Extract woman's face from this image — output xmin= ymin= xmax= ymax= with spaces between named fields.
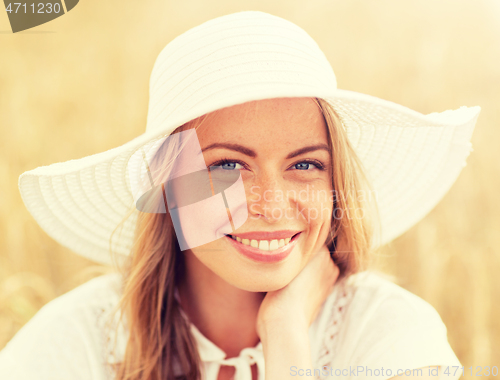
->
xmin=183 ymin=97 xmax=333 ymax=292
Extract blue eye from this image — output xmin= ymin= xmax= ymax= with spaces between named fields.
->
xmin=210 ymin=161 xmax=244 ymax=170
xmin=294 ymin=162 xmax=313 ymax=170
xmin=292 ymin=160 xmax=326 ymax=171
xmin=221 ymin=162 xmax=241 ymax=170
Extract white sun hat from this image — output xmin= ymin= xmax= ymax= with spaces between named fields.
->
xmin=18 ymin=10 xmax=480 ymax=267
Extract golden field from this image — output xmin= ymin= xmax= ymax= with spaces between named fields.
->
xmin=0 ymin=0 xmax=499 ymax=378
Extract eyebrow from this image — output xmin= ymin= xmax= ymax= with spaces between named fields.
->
xmin=201 ymin=143 xmax=330 ymax=159
xmin=286 ymin=144 xmax=330 ymax=159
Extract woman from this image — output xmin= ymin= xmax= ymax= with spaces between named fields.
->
xmin=0 ymin=10 xmax=479 ymax=380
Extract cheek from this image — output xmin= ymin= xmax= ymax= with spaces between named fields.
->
xmin=189 ymin=240 xmax=234 ymax=276
xmin=290 ymin=182 xmax=334 ymax=225
xmin=307 ymin=188 xmax=333 ymax=217
xmin=291 ymin=182 xmax=334 ymax=257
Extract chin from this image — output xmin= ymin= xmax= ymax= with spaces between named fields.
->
xmin=225 ymin=269 xmax=297 ymax=293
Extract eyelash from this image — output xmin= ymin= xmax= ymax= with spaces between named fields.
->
xmin=209 ymin=158 xmax=326 ymax=171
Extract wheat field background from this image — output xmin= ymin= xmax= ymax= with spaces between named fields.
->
xmin=0 ymin=0 xmax=499 ymax=378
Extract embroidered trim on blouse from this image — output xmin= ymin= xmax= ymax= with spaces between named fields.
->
xmin=314 ymin=276 xmax=357 ymax=380
xmin=92 ymin=279 xmax=127 ymax=380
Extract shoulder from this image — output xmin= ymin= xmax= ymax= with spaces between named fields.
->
xmin=312 ymin=269 xmax=446 ymax=344
xmin=343 ymin=270 xmax=444 ymax=328
xmin=14 ymin=271 xmax=124 ymax=338
xmin=0 ymin=272 xmax=124 ymax=380
xmin=312 ymin=270 xmax=462 ymax=380
xmin=44 ymin=271 xmax=123 ymax=316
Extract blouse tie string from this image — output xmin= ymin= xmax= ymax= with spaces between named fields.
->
xmin=212 ymin=345 xmax=265 ymax=380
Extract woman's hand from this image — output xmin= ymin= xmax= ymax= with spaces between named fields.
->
xmin=256 ymin=244 xmax=340 ymax=379
xmin=256 ymin=244 xmax=340 ymax=341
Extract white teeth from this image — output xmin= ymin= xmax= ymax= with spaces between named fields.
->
xmin=269 ymin=239 xmax=279 ymax=250
xmin=258 ymin=240 xmax=269 ymax=251
xmin=231 ymin=235 xmax=297 ymax=251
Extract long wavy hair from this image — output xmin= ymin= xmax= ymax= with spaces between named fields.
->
xmin=109 ymin=97 xmax=381 ymax=380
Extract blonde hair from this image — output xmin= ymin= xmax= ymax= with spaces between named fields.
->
xmin=109 ymin=97 xmax=380 ymax=380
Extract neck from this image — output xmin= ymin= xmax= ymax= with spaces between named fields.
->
xmin=177 ymin=250 xmax=266 ymax=358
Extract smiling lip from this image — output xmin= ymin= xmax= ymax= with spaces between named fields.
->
xmin=226 ymin=230 xmax=301 ymax=240
xmin=225 ymin=232 xmax=302 ymax=263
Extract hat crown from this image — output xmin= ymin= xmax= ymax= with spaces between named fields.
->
xmin=145 ymin=11 xmax=337 ymax=134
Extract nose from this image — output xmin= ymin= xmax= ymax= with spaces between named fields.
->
xmin=247 ymin=173 xmax=290 ymax=223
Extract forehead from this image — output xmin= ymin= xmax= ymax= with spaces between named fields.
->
xmin=194 ymin=97 xmax=328 ymax=149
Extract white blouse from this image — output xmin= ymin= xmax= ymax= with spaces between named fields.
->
xmin=0 ymin=270 xmax=462 ymax=380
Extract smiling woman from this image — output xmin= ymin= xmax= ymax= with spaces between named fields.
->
xmin=176 ymin=97 xmax=373 ymax=291
xmin=110 ymin=96 xmax=375 ymax=380
xmin=0 ymin=10 xmax=479 ymax=380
